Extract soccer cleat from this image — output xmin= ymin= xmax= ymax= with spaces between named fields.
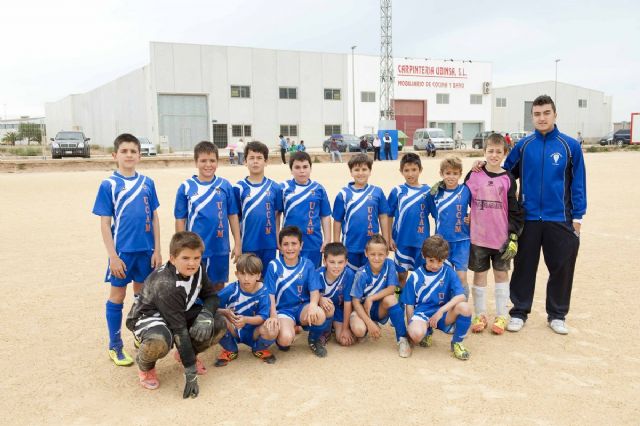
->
xmin=308 ymin=339 xmax=327 ymax=358
xmin=419 ymin=334 xmax=433 ymax=348
xmin=108 ymin=347 xmax=134 ymax=366
xmin=548 ymin=319 xmax=569 ymax=335
xmin=138 ymin=368 xmax=159 ymax=390
xmin=491 ymin=316 xmax=508 ymax=335
xmin=451 ymin=342 xmax=470 ymax=360
xmin=173 ymin=351 xmax=207 ymax=375
xmin=214 ymin=350 xmax=238 ymax=367
xmin=471 ymin=314 xmax=488 ymax=333
xmin=507 ymin=317 xmax=525 ymax=332
xmin=319 ymin=329 xmax=331 ymax=346
xmin=252 ymin=350 xmax=277 ymax=364
xmin=398 ymin=337 xmax=412 ymax=358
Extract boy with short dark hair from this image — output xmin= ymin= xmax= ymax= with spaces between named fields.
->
xmin=263 ymin=226 xmax=328 ymax=357
xmin=234 ymin=141 xmax=283 ymax=272
xmin=333 ymin=153 xmax=390 ymax=270
xmin=427 ymin=156 xmax=471 ymax=297
xmin=215 ymin=253 xmax=279 ymax=366
xmin=349 ymin=235 xmax=410 ymax=357
xmin=465 ymin=133 xmax=523 ymax=335
xmin=317 ymin=242 xmax=356 ymax=346
xmin=174 ymin=141 xmax=241 ymax=291
xmin=401 ymin=235 xmax=472 ymax=360
xmin=388 ymin=153 xmax=431 ymax=288
xmin=92 ymin=133 xmax=162 ymax=366
xmin=126 ymin=231 xmax=225 ymax=397
xmin=282 ymin=151 xmax=332 ymax=268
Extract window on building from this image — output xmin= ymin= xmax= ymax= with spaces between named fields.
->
xmin=280 ymin=125 xmax=298 ymax=137
xmin=578 ymin=99 xmax=588 ymax=108
xmin=231 ymin=125 xmax=252 ymax=137
xmin=470 ymin=94 xmax=483 ymax=105
xmin=361 ymin=91 xmax=376 ymax=102
xmin=279 ymin=87 xmax=298 ymax=99
xmin=436 ymin=93 xmax=450 ymax=104
xmin=496 ymin=97 xmax=507 ymax=108
xmin=230 ymin=85 xmax=251 ymax=98
xmin=324 ymin=88 xmax=341 ymax=100
xmin=324 ymin=124 xmax=341 ymax=136
xmin=212 ymin=124 xmax=228 ymax=148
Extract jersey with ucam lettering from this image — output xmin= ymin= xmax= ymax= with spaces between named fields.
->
xmin=400 ymin=264 xmax=465 ymax=319
xmin=234 ymin=177 xmax=283 ymax=252
xmin=281 ymin=179 xmax=332 ymax=250
xmin=217 ymin=281 xmax=270 ymax=320
xmin=426 ymin=184 xmax=471 ymax=242
xmin=350 ymin=258 xmax=399 ymax=302
xmin=318 ymin=266 xmax=354 ymax=309
xmin=263 ymin=256 xmax=322 ymax=311
xmin=388 ymin=183 xmax=431 ymax=248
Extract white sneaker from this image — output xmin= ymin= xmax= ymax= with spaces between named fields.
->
xmin=398 ymin=337 xmax=411 ymax=358
xmin=548 ymin=319 xmax=569 ymax=335
xmin=506 ymin=317 xmax=524 ymax=332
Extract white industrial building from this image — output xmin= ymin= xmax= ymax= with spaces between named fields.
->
xmin=45 ymin=42 xmax=494 ymax=150
xmin=492 ymin=81 xmax=612 ymax=139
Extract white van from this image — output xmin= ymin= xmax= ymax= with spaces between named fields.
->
xmin=413 ymin=128 xmax=454 ymax=150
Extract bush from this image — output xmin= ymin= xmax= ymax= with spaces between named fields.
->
xmin=3 ymin=146 xmax=42 ymax=156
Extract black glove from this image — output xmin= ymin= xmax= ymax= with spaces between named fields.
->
xmin=189 ymin=308 xmax=214 ymax=342
xmin=429 ymin=180 xmax=445 ymax=196
xmin=183 ymin=365 xmax=199 ymax=399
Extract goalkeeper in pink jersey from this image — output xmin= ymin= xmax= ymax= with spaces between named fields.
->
xmin=464 ymin=133 xmax=523 ymax=335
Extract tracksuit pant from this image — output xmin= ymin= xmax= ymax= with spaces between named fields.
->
xmin=509 ymin=221 xmax=580 ymax=322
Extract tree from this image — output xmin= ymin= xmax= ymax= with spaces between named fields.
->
xmin=17 ymin=122 xmax=43 ymax=145
xmin=1 ymin=131 xmax=19 ymax=146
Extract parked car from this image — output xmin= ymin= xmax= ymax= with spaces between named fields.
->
xmin=139 ymin=137 xmax=157 ymax=156
xmin=598 ymin=131 xmax=614 ymax=146
xmin=509 ymin=131 xmax=529 ymax=143
xmin=612 ymin=129 xmax=631 ymax=146
xmin=50 ymin=131 xmax=90 ymax=159
xmin=413 ymin=128 xmax=454 ymax=150
xmin=322 ymin=135 xmax=348 ymax=152
xmin=471 ymin=131 xmax=496 ymax=149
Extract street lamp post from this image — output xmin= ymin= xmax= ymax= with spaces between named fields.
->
xmin=554 ymin=59 xmax=561 ymax=104
xmin=351 ymin=45 xmax=357 ymax=135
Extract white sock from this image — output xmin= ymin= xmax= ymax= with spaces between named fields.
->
xmin=471 ymin=286 xmax=486 ymax=316
xmin=495 ymin=282 xmax=510 ymax=317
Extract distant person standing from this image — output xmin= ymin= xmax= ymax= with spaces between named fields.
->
xmin=373 ymin=135 xmax=381 ymax=161
xmin=236 ymin=138 xmax=245 ymax=165
xmin=504 ymin=133 xmax=512 ymax=147
xmin=297 ymin=140 xmax=306 ymax=152
xmin=279 ymin=135 xmax=288 ymax=164
xmin=577 ymin=132 xmax=584 ymax=147
xmin=329 ymin=138 xmax=342 ymax=163
xmin=359 ymin=136 xmax=369 ymax=154
xmin=383 ymin=132 xmax=392 ymax=160
xmin=455 ymin=130 xmax=463 ymax=149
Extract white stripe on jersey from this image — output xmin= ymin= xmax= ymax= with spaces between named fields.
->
xmin=395 ymin=188 xmax=425 ymax=232
xmin=343 ymin=185 xmax=375 ymax=237
xmin=239 ymin=181 xmax=272 ymax=238
xmin=112 ymin=175 xmax=146 ymax=250
xmin=283 ymin=182 xmax=317 ymax=223
xmin=435 ymin=186 xmax=463 ymax=232
xmin=322 ymin=270 xmax=345 ymax=299
xmin=413 ymin=268 xmax=446 ymax=303
xmin=363 ymin=262 xmax=389 ymax=297
xmin=187 ymin=178 xmax=223 ymax=231
xmin=175 ymin=266 xmax=203 ymax=310
xmin=275 ymin=267 xmax=303 ymax=306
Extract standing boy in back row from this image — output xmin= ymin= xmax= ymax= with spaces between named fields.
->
xmin=93 ymin=133 xmax=162 ymax=366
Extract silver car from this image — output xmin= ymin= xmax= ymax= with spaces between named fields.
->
xmin=139 ymin=137 xmax=157 ymax=156
xmin=413 ymin=128 xmax=454 ymax=150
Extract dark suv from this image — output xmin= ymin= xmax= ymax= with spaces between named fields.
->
xmin=472 ymin=131 xmax=495 ymax=149
xmin=51 ymin=131 xmax=91 ymax=159
xmin=612 ymin=129 xmax=631 ymax=146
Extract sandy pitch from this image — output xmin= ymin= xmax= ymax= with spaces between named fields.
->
xmin=1 ymin=153 xmax=638 ymax=425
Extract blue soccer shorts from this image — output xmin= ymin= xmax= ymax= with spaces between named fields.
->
xmin=105 ymin=250 xmax=153 ymax=287
xmin=332 ymin=306 xmax=345 ymax=323
xmin=347 ymin=252 xmax=367 ymax=271
xmin=447 ymin=240 xmax=470 ymax=272
xmin=394 ymin=245 xmax=423 ymax=273
xmin=301 ymin=249 xmax=322 ymax=269
xmin=277 ymin=304 xmax=307 ymax=326
xmin=236 ymin=324 xmax=259 ymax=347
xmin=369 ymin=300 xmax=390 ymax=325
xmin=204 ymin=253 xmax=229 ymax=284
xmin=410 ymin=311 xmax=454 ymax=333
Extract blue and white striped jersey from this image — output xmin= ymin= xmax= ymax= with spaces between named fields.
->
xmin=282 ymin=179 xmax=332 ymax=250
xmin=217 ymin=281 xmax=270 ymax=320
xmin=400 ymin=264 xmax=464 ymax=318
xmin=350 ymin=258 xmax=398 ymax=302
xmin=318 ymin=266 xmax=354 ymax=308
xmin=174 ymin=175 xmax=238 ymax=257
xmin=426 ymin=184 xmax=471 ymax=242
xmin=92 ymin=171 xmax=159 ymax=253
xmin=263 ymin=256 xmax=322 ymax=311
xmin=388 ymin=183 xmax=431 ymax=248
xmin=234 ymin=177 xmax=283 ymax=252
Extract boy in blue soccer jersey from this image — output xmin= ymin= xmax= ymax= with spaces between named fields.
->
xmin=234 ymin=141 xmax=283 ymax=273
xmin=174 ymin=141 xmax=241 ymax=291
xmin=332 ymin=153 xmax=390 ymax=271
xmin=282 ymin=151 xmax=332 ymax=268
xmin=401 ymin=235 xmax=472 ymax=360
xmin=92 ymin=133 xmax=162 ymax=366
xmin=214 ymin=253 xmax=280 ymax=366
xmin=426 ymin=156 xmax=471 ymax=297
xmin=388 ymin=153 xmax=431 ymax=288
xmin=264 ymin=226 xmax=329 ymax=357
xmin=349 ymin=235 xmax=411 ymax=357
xmin=317 ymin=242 xmax=356 ymax=346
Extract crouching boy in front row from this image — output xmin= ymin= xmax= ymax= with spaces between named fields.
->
xmin=401 ymin=235 xmax=472 ymax=360
xmin=126 ymin=231 xmax=225 ymax=398
xmin=215 ymin=253 xmax=279 ymax=366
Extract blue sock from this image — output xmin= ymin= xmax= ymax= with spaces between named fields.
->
xmin=452 ymin=315 xmax=471 ymax=344
xmin=219 ymin=331 xmax=239 ymax=352
xmin=252 ymin=336 xmax=275 ymax=352
xmin=308 ymin=319 xmax=331 ymax=341
xmin=323 ymin=317 xmax=334 ymax=334
xmin=388 ymin=303 xmax=407 ymax=341
xmin=106 ymin=300 xmax=123 ymax=349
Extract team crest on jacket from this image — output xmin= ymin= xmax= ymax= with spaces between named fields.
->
xmin=438 ymin=292 xmax=445 ymax=300
xmin=550 ymin=152 xmax=563 ymax=165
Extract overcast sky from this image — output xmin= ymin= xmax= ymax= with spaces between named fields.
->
xmin=1 ymin=0 xmax=638 ymax=122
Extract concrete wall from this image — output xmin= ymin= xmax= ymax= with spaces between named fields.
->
xmin=492 ymin=81 xmax=612 ymax=138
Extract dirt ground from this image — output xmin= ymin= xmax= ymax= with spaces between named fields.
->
xmin=1 ymin=152 xmax=638 ymax=425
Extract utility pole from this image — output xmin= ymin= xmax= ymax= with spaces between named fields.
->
xmin=351 ymin=45 xmax=357 ymax=135
xmin=379 ymin=0 xmax=394 ymax=121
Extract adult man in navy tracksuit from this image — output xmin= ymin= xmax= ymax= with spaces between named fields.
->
xmin=503 ymin=95 xmax=586 ymax=335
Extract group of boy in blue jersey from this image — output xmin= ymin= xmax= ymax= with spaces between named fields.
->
xmin=93 ymin=132 xmax=524 ymax=398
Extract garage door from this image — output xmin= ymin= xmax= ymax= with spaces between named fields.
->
xmin=463 ymin=123 xmax=482 ymax=141
xmin=158 ymin=94 xmax=209 ymax=152
xmin=394 ymin=100 xmax=425 ymax=145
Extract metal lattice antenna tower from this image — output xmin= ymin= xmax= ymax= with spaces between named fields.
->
xmin=379 ymin=0 xmax=394 ymax=119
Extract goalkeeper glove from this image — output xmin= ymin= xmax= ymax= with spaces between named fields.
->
xmin=500 ymin=233 xmax=518 ymax=261
xmin=189 ymin=308 xmax=214 ymax=342
xmin=429 ymin=180 xmax=445 ymax=196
